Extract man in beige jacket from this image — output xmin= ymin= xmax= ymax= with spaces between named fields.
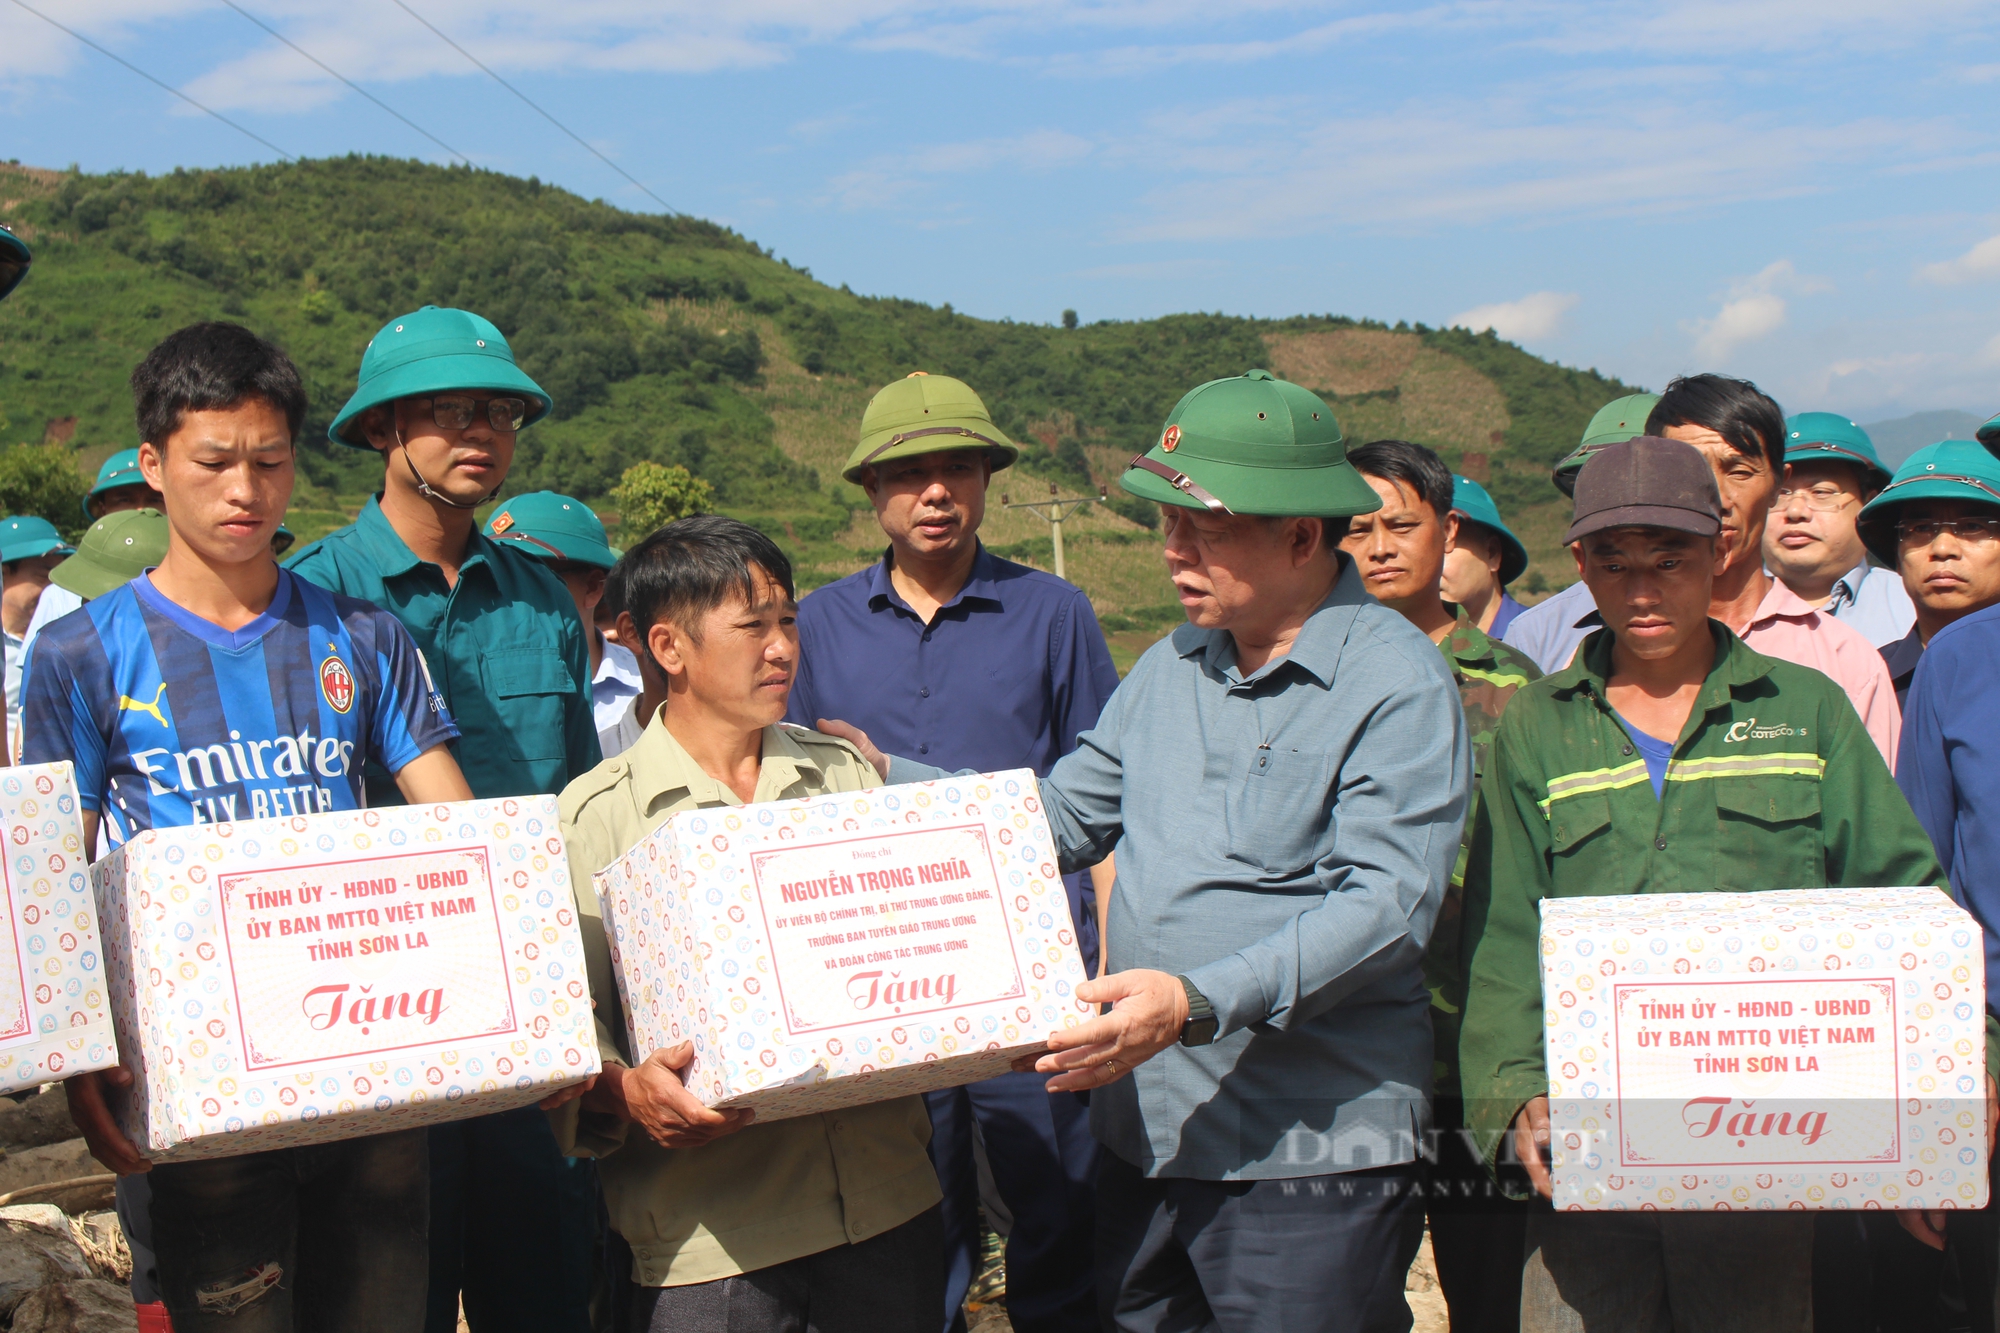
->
xmin=548 ymin=514 xmax=941 ymax=1331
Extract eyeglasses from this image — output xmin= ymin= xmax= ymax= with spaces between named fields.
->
xmin=421 ymin=394 xmax=528 ymax=433
xmin=1774 ymin=484 xmax=1855 ymax=512
xmin=1895 ymin=517 xmax=2000 ymax=546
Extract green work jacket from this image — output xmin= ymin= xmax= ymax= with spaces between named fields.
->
xmin=1429 ymin=610 xmax=1539 ymax=1100
xmin=288 ymin=496 xmax=600 ymax=803
xmin=1457 ymin=623 xmax=1953 ymax=1167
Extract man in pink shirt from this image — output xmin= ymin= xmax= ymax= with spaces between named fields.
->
xmin=1646 ymin=374 xmax=1899 ymax=765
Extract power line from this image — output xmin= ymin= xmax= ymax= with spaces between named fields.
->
xmin=7 ymin=0 xmax=295 ymax=161
xmin=217 ymin=0 xmax=469 ymax=164
xmin=387 ymin=0 xmax=676 ymax=214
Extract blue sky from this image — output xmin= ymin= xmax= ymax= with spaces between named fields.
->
xmin=4 ymin=0 xmax=1999 ymax=421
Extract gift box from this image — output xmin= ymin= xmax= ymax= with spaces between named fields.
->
xmin=0 ymin=763 xmax=117 ymax=1092
xmin=1541 ymin=887 xmax=1988 ymax=1212
xmin=93 ymin=797 xmax=599 ymax=1162
xmin=595 ymin=769 xmax=1093 ymax=1120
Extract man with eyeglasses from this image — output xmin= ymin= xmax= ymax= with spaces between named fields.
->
xmin=289 ymin=306 xmax=601 ymax=1333
xmin=1854 ymin=440 xmax=2000 ymax=708
xmin=1763 ymin=414 xmax=1913 ymax=649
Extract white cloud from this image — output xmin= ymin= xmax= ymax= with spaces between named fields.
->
xmin=1689 ymin=260 xmax=1827 ymax=364
xmin=1917 ymin=234 xmax=2000 ymax=285
xmin=827 ymin=128 xmax=1091 ymax=208
xmin=1449 ymin=291 xmax=1578 ymax=341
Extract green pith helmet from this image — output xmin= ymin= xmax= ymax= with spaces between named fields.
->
xmin=484 ymin=491 xmax=620 ymax=569
xmin=1119 ymin=370 xmax=1378 ymax=518
xmin=1552 ymin=393 xmax=1662 ymax=498
xmin=843 ymin=372 xmax=1019 ymax=484
xmin=50 ymin=508 xmax=169 ymax=601
xmin=328 ymin=306 xmax=552 ymax=449
xmin=1449 ymin=475 xmax=1528 ymax=586
xmin=84 ymin=448 xmax=148 ymax=520
xmin=0 ymin=224 xmax=28 ymax=302
xmin=1784 ymin=412 xmax=1891 ymax=491
xmin=1856 ymin=440 xmax=2000 ymax=565
xmin=0 ymin=516 xmax=73 ymax=565
xmin=1980 ymin=411 xmax=1999 ymax=456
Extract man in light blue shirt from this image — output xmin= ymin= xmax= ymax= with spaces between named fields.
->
xmin=1502 ymin=393 xmax=1658 ymax=672
xmin=1764 ymin=413 xmax=1913 ymax=648
xmin=838 ymin=370 xmax=1470 ymax=1332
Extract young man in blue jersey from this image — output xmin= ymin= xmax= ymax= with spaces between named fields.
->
xmin=24 ymin=322 xmax=475 ymax=1333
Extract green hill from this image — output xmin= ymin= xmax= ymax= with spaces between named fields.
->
xmin=0 ymin=157 xmax=1639 ymax=639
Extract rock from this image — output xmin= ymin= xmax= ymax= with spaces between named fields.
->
xmin=0 ymin=1206 xmax=91 ymax=1318
xmin=1405 ymin=1227 xmax=1449 ymax=1333
xmin=0 ymin=1091 xmax=79 ymax=1153
xmin=0 ymin=1140 xmax=109 ymax=1199
xmin=9 ymin=1278 xmax=139 ymax=1332
xmin=70 ymin=1213 xmax=129 ymax=1284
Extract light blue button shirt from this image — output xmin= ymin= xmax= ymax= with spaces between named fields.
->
xmin=1819 ymin=560 xmax=1915 ymax=649
xmin=897 ymin=556 xmax=1470 ymax=1179
xmin=1499 ymin=580 xmax=1599 ymax=674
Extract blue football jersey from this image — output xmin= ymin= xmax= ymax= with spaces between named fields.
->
xmin=21 ymin=570 xmax=458 ymax=846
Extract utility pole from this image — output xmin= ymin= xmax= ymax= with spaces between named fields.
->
xmin=1002 ymin=481 xmax=1104 ymax=583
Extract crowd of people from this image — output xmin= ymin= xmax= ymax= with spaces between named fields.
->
xmin=5 ymin=216 xmax=2000 ymax=1333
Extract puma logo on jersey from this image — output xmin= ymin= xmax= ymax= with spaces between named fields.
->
xmin=118 ymin=684 xmax=170 ymax=729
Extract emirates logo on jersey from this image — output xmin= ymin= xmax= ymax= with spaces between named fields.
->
xmin=320 ymin=654 xmax=355 ymax=714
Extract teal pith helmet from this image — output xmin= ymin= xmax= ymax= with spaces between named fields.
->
xmin=328 ymin=306 xmax=552 ymax=449
xmin=1855 ymin=440 xmax=2000 ymax=565
xmin=84 ymin=448 xmax=149 ymax=520
xmin=483 ymin=492 xmax=620 ymax=569
xmin=1553 ymin=393 xmax=1661 ymax=498
xmin=1783 ymin=412 xmax=1891 ymax=491
xmin=0 ymin=515 xmax=73 ymax=565
xmin=0 ymin=224 xmax=28 ymax=302
xmin=1448 ymin=475 xmax=1528 ymax=586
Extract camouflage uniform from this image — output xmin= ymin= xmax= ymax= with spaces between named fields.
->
xmin=1429 ymin=609 xmax=1540 ymax=1098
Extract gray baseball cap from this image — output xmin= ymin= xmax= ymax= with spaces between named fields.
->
xmin=1565 ymin=436 xmax=1723 ymax=545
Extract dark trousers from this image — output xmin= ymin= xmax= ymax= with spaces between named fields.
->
xmin=148 ymin=1128 xmax=429 ymax=1332
xmin=1424 ymin=1103 xmax=1526 ymax=1333
xmin=425 ymin=1106 xmax=596 ymax=1333
xmin=1521 ymin=1208 xmax=1812 ymax=1333
xmin=628 ymin=1203 xmax=944 ymax=1333
xmin=1814 ymin=1152 xmax=2000 ymax=1333
xmin=1095 ymin=1151 xmax=1426 ymax=1333
xmin=927 ymin=1071 xmax=1099 ymax=1333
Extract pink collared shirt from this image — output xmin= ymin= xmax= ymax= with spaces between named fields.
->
xmin=1733 ymin=577 xmax=1900 ymax=768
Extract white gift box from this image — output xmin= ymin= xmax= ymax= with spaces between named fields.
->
xmin=0 ymin=763 xmax=117 ymax=1092
xmin=93 ymin=797 xmax=600 ymax=1162
xmin=595 ymin=769 xmax=1094 ymax=1121
xmin=1541 ymin=887 xmax=1989 ymax=1212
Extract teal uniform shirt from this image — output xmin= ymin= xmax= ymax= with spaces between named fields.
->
xmin=287 ymin=496 xmax=600 ymax=803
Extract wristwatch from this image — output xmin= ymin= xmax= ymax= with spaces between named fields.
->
xmin=1177 ymin=975 xmax=1218 ymax=1047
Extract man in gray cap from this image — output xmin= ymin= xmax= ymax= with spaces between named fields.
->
xmin=832 ymin=369 xmax=1472 ymax=1331
xmin=1459 ymin=437 xmax=1947 ymax=1333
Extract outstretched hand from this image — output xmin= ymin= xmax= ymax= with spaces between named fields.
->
xmin=1013 ymin=968 xmax=1187 ymax=1094
xmin=816 ymin=719 xmax=889 ymax=782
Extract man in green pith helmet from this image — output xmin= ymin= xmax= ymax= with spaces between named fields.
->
xmin=786 ymin=371 xmax=1121 ymax=1333
xmin=288 ymin=306 xmax=600 ymax=1333
xmin=826 ymin=369 xmax=1472 ymax=1331
xmin=483 ymin=491 xmax=643 ymax=759
xmin=1500 ymin=393 xmax=1659 ymax=673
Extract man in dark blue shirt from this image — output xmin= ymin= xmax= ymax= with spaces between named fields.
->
xmin=787 ymin=372 xmax=1120 ymax=1333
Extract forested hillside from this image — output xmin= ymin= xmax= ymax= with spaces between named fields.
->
xmin=0 ymin=157 xmax=1641 ymax=634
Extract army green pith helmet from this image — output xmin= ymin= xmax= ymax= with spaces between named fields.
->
xmin=843 ymin=373 xmax=1019 ymax=484
xmin=1119 ymin=370 xmax=1378 ymax=518
xmin=1553 ymin=393 xmax=1662 ymax=498
xmin=51 ymin=508 xmax=169 ymax=600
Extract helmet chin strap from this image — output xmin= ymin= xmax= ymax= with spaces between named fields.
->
xmin=396 ymin=427 xmax=501 ymax=511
